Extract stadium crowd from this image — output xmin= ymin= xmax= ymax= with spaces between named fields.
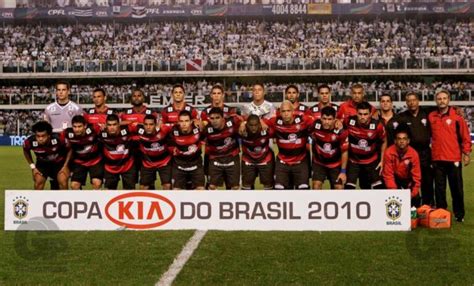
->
xmin=1 ymin=19 xmax=471 ymax=72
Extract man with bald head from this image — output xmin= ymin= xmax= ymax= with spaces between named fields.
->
xmin=265 ymin=100 xmax=314 ymax=190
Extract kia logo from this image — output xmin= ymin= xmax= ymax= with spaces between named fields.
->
xmin=105 ymin=192 xmax=176 ymax=229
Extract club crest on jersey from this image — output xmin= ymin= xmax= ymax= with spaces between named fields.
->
xmin=102 ymin=132 xmax=107 ymax=138
xmin=446 ymin=119 xmax=452 ymax=125
xmin=323 ymin=143 xmax=332 ymax=152
xmin=404 ymin=159 xmax=410 ymax=165
xmin=193 ymin=128 xmax=199 ymax=134
xmin=358 ymin=139 xmax=368 ymax=148
xmin=299 ymin=105 xmax=305 ymax=111
xmin=288 ymin=134 xmax=298 ymax=141
xmin=173 ymin=130 xmax=179 ymax=136
xmin=369 ymin=123 xmax=376 ymax=130
xmin=89 ymin=109 xmax=95 ymax=114
xmin=277 ymin=119 xmax=283 ymax=125
xmin=167 ymin=107 xmax=173 ymax=112
xmin=261 ymin=130 xmax=267 ymax=136
xmin=138 ymin=128 xmax=145 ymax=135
xmin=315 ymin=123 xmax=321 ymax=130
xmin=331 ymin=135 xmax=337 ymax=141
xmin=207 ymin=127 xmax=214 ymax=134
xmin=51 ymin=139 xmax=58 ymax=145
xmin=120 ymin=129 xmax=127 ymax=136
xmin=223 ymin=107 xmax=229 ymax=112
xmin=367 ymin=132 xmax=373 ymax=137
xmin=107 ymin=110 xmax=113 ymax=115
xmin=421 ymin=118 xmax=427 ymax=126
xmin=145 ymin=109 xmax=152 ymax=115
xmin=32 ymin=141 xmax=38 ymax=147
xmin=349 ymin=119 xmax=356 ymax=126
xmin=393 ymin=122 xmax=399 ymax=129
xmin=185 ymin=106 xmax=191 ymax=111
xmin=312 ymin=106 xmax=319 ymax=112
xmin=294 ymin=117 xmax=301 ymax=124
xmin=86 ymin=128 xmax=92 ymax=135
xmin=68 ymin=132 xmax=74 ymax=138
xmin=226 ymin=121 xmax=233 ymax=127
xmin=127 ymin=109 xmax=133 ymax=114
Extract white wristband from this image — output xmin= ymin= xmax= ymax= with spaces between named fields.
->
xmin=30 ymin=163 xmax=36 ymax=170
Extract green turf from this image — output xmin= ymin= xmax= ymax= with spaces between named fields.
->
xmin=0 ymin=147 xmax=194 ymax=285
xmin=1 ymin=146 xmax=473 ymax=285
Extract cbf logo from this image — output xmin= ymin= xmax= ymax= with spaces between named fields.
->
xmin=13 ymin=196 xmax=29 ymax=220
xmin=385 ymin=196 xmax=402 ymax=225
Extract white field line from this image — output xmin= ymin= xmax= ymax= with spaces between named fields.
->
xmin=156 ymin=230 xmax=208 ymax=286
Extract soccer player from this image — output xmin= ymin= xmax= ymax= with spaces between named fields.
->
xmin=99 ymin=114 xmax=137 ymax=190
xmin=161 ymin=84 xmax=199 ymax=126
xmin=307 ymin=84 xmax=339 ymax=120
xmin=241 ymin=83 xmax=276 ymax=120
xmin=200 ymin=84 xmax=238 ymax=125
xmin=283 ymin=84 xmax=308 ymax=116
xmin=337 ymin=83 xmax=376 ymax=121
xmin=378 ymin=94 xmax=399 ymax=146
xmin=134 ymin=114 xmax=172 ymax=190
xmin=120 ymin=88 xmax=156 ymax=125
xmin=344 ymin=102 xmax=387 ymax=190
xmin=44 ymin=80 xmax=83 ymax=133
xmin=383 ymin=126 xmax=421 ymax=206
xmin=240 ymin=115 xmax=275 ymax=190
xmin=64 ymin=115 xmax=103 ymax=190
xmin=84 ymin=87 xmax=114 ymax=129
xmin=429 ymin=90 xmax=471 ymax=222
xmin=266 ymin=100 xmax=313 ymax=190
xmin=23 ymin=121 xmax=71 ymax=190
xmin=202 ymin=107 xmax=242 ymax=190
xmin=311 ymin=106 xmax=349 ymax=190
xmin=169 ymin=110 xmax=205 ymax=190
xmin=397 ymin=92 xmax=434 ymax=205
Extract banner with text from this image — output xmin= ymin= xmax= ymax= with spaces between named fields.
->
xmin=5 ymin=190 xmax=410 ymax=231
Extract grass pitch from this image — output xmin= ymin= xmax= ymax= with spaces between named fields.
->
xmin=1 ymin=146 xmax=473 ymax=285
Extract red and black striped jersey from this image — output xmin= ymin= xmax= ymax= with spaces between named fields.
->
xmin=203 ymin=117 xmax=242 ymax=160
xmin=306 ymin=102 xmax=339 ymax=121
xmin=23 ymin=133 xmax=69 ymax=164
xmin=267 ymin=115 xmax=313 ymax=165
xmin=99 ymin=127 xmax=135 ymax=174
xmin=84 ymin=106 xmax=114 ymax=128
xmin=168 ymin=126 xmax=203 ymax=164
xmin=200 ymin=104 xmax=238 ymax=122
xmin=134 ymin=124 xmax=172 ymax=169
xmin=64 ymin=125 xmax=102 ymax=167
xmin=345 ymin=116 xmax=385 ymax=164
xmin=241 ymin=129 xmax=274 ymax=164
xmin=120 ymin=105 xmax=157 ymax=124
xmin=161 ymin=104 xmax=198 ymax=126
xmin=310 ymin=120 xmax=348 ymax=168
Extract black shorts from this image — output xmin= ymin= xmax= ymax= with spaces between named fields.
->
xmin=241 ymin=159 xmax=274 ymax=189
xmin=140 ymin=164 xmax=172 ymax=187
xmin=312 ymin=162 xmax=341 ymax=187
xmin=36 ymin=160 xmax=64 ymax=180
xmin=346 ymin=160 xmax=383 ymax=189
xmin=172 ymin=158 xmax=205 ymax=190
xmin=274 ymin=159 xmax=309 ymax=190
xmin=71 ymin=162 xmax=104 ymax=185
xmin=208 ymin=155 xmax=240 ymax=188
xmin=104 ymin=165 xmax=137 ymax=190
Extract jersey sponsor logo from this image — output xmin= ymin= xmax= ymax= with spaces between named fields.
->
xmin=323 ymin=143 xmax=332 ymax=152
xmin=288 ymin=133 xmax=298 ymax=141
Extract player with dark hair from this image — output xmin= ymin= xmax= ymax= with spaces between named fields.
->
xmin=344 ymin=101 xmax=387 ymax=189
xmin=283 ymin=84 xmax=308 ymax=116
xmin=85 ymin=87 xmax=114 ymax=129
xmin=337 ymin=83 xmax=376 ymax=121
xmin=266 ymin=100 xmax=313 ymax=190
xmin=44 ymin=80 xmax=83 ymax=133
xmin=307 ymin=84 xmax=339 ymax=120
xmin=241 ymin=83 xmax=276 ymax=120
xmin=200 ymin=84 xmax=238 ymax=124
xmin=240 ymin=114 xmax=275 ymax=190
xmin=134 ymin=114 xmax=173 ymax=190
xmin=311 ymin=106 xmax=349 ymax=189
xmin=99 ymin=114 xmax=137 ymax=190
xmin=161 ymin=84 xmax=198 ymax=126
xmin=23 ymin=121 xmax=72 ymax=190
xmin=65 ymin=115 xmax=103 ymax=190
xmin=169 ymin=110 xmax=205 ymax=190
xmin=120 ymin=88 xmax=156 ymax=126
xmin=383 ymin=125 xmax=421 ymax=206
xmin=202 ymin=107 xmax=242 ymax=190
xmin=378 ymin=94 xmax=399 ymax=146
